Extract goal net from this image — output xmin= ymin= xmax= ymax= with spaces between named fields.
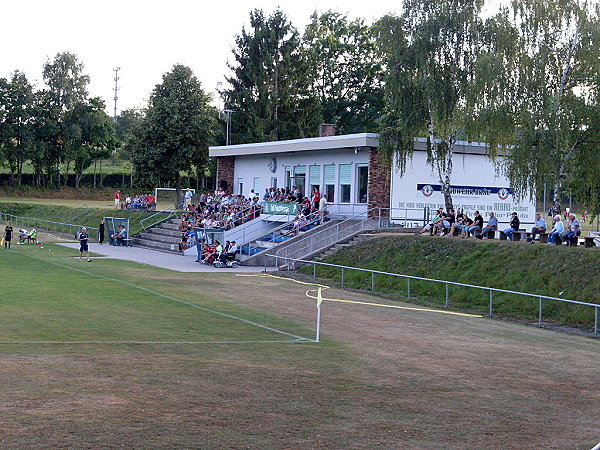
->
xmin=154 ymin=188 xmax=196 ymax=210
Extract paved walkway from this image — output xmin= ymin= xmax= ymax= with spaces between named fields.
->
xmin=56 ymin=243 xmax=270 ymax=273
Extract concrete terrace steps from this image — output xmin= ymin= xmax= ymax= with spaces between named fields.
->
xmin=131 ymin=217 xmax=184 ymax=255
xmin=315 ymin=233 xmax=377 ymax=261
xmin=138 ymin=232 xmax=181 ymax=244
xmin=132 ymin=237 xmax=182 ymax=254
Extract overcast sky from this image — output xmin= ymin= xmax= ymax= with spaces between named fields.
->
xmin=1 ymin=0 xmax=406 ymax=115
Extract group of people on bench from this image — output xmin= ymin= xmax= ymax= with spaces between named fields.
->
xmin=198 ymin=239 xmax=238 ymax=265
xmin=418 ymin=208 xmax=582 ymax=245
xmin=417 ymin=208 xmax=499 ymax=239
xmin=547 ymin=214 xmax=582 ymax=245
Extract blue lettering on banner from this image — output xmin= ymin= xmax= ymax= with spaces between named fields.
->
xmin=417 ymin=184 xmax=512 ymax=200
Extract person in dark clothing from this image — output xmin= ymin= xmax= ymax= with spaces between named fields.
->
xmin=502 ymin=212 xmax=520 ymax=240
xmin=3 ymin=223 xmax=13 ymax=249
xmin=98 ymin=218 xmax=105 ymax=245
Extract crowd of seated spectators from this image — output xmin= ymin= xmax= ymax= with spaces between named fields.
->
xmin=417 ymin=207 xmax=585 ymax=246
xmin=177 ymin=186 xmax=329 ymax=237
xmin=121 ymin=193 xmax=156 ymax=211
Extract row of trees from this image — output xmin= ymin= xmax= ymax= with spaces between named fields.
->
xmin=223 ymin=2 xmax=600 ymax=214
xmin=1 ymin=1 xmax=598 ymax=214
xmin=0 ymin=53 xmax=116 ymax=187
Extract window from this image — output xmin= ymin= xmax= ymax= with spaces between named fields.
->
xmin=253 ymin=177 xmax=260 ymax=193
xmin=357 ymin=165 xmax=368 ymax=203
xmin=237 ymin=178 xmax=244 ymax=196
xmin=285 ymin=167 xmax=291 ymax=189
xmin=294 ymin=165 xmax=306 ymax=198
xmin=324 ymin=164 xmax=335 ymax=202
xmin=339 ymin=164 xmax=352 ymax=203
xmin=309 ymin=165 xmax=321 ymax=194
xmin=271 ymin=177 xmax=277 ymax=188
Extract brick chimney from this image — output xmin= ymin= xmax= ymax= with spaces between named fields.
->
xmin=319 ymin=124 xmax=336 ymax=137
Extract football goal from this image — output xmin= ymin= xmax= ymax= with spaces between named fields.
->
xmin=154 ymin=188 xmax=195 ymax=210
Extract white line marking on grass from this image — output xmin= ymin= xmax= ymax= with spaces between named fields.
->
xmin=10 ymin=251 xmax=312 ymax=344
xmin=0 ymin=339 xmax=309 ymax=345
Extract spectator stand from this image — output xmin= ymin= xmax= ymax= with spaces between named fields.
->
xmin=105 ymin=217 xmax=131 ymax=246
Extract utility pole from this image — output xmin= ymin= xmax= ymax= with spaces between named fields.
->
xmin=113 ymin=67 xmax=121 ymax=121
xmin=112 ymin=67 xmax=121 ymax=165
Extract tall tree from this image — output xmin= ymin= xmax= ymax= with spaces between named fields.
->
xmin=127 ymin=64 xmax=215 ymax=205
xmin=502 ymin=0 xmax=600 ymax=214
xmin=63 ymin=97 xmax=116 ymax=188
xmin=303 ymin=11 xmax=384 ymax=134
xmin=377 ymin=1 xmax=514 ymax=210
xmin=42 ymin=52 xmax=90 ymax=186
xmin=224 ymin=9 xmax=319 ymax=144
xmin=0 ymin=71 xmax=36 ymax=186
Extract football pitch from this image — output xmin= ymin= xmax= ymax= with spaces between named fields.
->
xmin=1 ymin=242 xmax=600 ymax=448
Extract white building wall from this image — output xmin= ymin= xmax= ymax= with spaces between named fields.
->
xmin=233 ymin=149 xmax=370 ymax=216
xmin=390 ymin=150 xmax=536 ymax=227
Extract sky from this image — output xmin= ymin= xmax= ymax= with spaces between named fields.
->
xmin=0 ymin=0 xmax=405 ymax=116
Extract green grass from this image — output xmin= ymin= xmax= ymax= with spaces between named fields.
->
xmin=2 ymin=238 xmax=600 ymax=447
xmin=0 ymin=201 xmax=171 ymax=237
xmin=0 ymin=159 xmax=129 ymax=176
xmin=304 ymin=234 xmax=600 ymax=327
xmin=0 ymin=243 xmax=309 ymax=343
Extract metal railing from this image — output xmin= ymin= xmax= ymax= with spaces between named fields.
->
xmin=239 ymin=210 xmax=324 ymax=256
xmin=0 ymin=212 xmax=98 ymax=240
xmin=140 ymin=210 xmax=177 ymax=231
xmin=265 ymin=254 xmax=600 ymax=337
xmin=274 ymin=207 xmax=427 ymax=262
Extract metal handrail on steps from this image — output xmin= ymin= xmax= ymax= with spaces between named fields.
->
xmin=140 ymin=210 xmax=177 ymax=231
xmin=274 ymin=207 xmax=427 ymax=262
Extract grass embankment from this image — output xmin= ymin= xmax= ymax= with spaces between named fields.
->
xmin=308 ymin=234 xmax=600 ymax=328
xmin=0 ymin=186 xmax=118 ymax=202
xmin=0 ymin=201 xmax=170 ymax=237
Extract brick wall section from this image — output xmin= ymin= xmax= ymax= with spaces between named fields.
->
xmin=367 ymin=147 xmax=390 ymax=217
xmin=216 ymin=156 xmax=235 ymax=194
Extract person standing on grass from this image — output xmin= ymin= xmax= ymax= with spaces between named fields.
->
xmin=114 ymin=190 xmax=121 ymax=209
xmin=98 ymin=218 xmax=105 ymax=245
xmin=79 ymin=227 xmax=91 ymax=262
xmin=3 ymin=223 xmax=13 ymax=249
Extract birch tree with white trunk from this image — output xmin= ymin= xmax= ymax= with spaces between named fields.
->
xmin=377 ymin=0 xmax=514 ymax=211
xmin=504 ymin=0 xmax=600 ymax=214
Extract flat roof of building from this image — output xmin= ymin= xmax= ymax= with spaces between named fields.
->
xmin=209 ymin=133 xmax=379 ymax=157
xmin=209 ymin=133 xmax=502 ymax=157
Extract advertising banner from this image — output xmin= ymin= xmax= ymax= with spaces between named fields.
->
xmin=264 ymin=202 xmax=298 ymax=215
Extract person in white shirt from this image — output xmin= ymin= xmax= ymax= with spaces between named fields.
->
xmin=547 ymin=215 xmax=564 ymax=245
xmin=319 ymin=195 xmax=329 ymax=223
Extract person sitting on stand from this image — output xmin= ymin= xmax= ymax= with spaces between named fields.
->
xmin=502 ymin=212 xmax=520 ymax=240
xmin=478 ymin=212 xmax=498 ymax=239
xmin=468 ymin=211 xmax=484 ymax=238
xmin=547 ymin=215 xmax=564 ymax=245
xmin=527 ymin=213 xmax=547 ymax=243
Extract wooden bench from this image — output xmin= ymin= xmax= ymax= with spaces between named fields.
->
xmin=583 ymin=232 xmax=600 ymax=248
xmin=511 ymin=230 xmax=528 ymax=241
xmin=525 ymin=232 xmax=548 ymax=243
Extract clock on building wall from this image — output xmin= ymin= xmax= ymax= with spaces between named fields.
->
xmin=268 ymin=157 xmax=277 ymax=173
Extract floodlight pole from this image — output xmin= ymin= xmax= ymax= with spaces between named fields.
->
xmin=113 ymin=67 xmax=121 ymax=120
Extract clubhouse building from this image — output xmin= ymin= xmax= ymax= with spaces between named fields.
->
xmin=209 ymin=129 xmax=536 ymax=227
